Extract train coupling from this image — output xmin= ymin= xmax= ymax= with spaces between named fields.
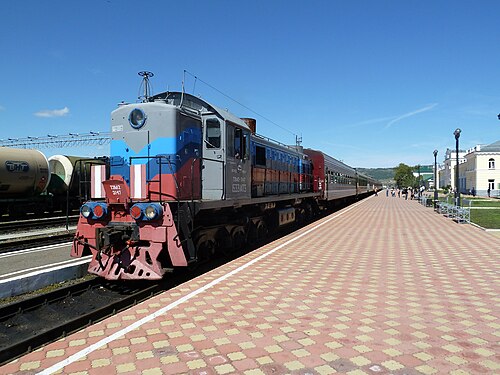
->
xmin=97 ymin=222 xmax=139 ymax=250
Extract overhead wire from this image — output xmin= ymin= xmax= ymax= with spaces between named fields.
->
xmin=184 ymin=70 xmax=297 ymax=139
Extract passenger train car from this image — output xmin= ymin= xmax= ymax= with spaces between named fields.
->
xmin=71 ymin=75 xmax=381 ymax=280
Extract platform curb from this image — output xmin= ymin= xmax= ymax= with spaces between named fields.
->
xmin=0 ymin=259 xmax=90 ymax=299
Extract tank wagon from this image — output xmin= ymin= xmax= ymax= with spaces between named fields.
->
xmin=0 ymin=147 xmax=108 ymax=218
xmin=70 ymin=73 xmax=382 ymax=281
xmin=0 ymin=147 xmax=50 ymax=197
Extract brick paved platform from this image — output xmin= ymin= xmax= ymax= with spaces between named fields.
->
xmin=3 ymin=193 xmax=499 ymax=374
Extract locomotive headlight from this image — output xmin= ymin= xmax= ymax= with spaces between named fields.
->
xmin=145 ymin=204 xmax=162 ymax=220
xmin=130 ymin=203 xmax=163 ymax=221
xmin=81 ymin=204 xmax=92 ymax=218
xmin=81 ymin=202 xmax=108 ymax=220
xmin=129 ymin=108 xmax=147 ymax=129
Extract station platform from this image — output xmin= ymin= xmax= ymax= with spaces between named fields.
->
xmin=0 ymin=241 xmax=89 ymax=299
xmin=3 ymin=193 xmax=499 ymax=374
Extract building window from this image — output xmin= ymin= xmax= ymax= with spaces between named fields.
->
xmin=489 ymin=179 xmax=495 ymax=190
xmin=489 ymin=158 xmax=495 ymax=169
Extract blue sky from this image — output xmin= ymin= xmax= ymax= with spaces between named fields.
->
xmin=1 ymin=0 xmax=499 ymax=168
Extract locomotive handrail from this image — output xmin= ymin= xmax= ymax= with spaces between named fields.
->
xmin=129 ymin=155 xmax=181 ymax=204
xmin=159 ymin=155 xmax=181 ymax=202
xmin=68 ymin=157 xmax=109 ymax=230
xmin=253 ymin=132 xmax=303 ymax=154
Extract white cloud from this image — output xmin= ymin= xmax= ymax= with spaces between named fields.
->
xmin=385 ymin=103 xmax=438 ymax=129
xmin=34 ymin=107 xmax=70 ymax=118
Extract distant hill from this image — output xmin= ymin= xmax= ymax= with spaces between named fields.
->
xmin=357 ymin=167 xmax=395 ymax=185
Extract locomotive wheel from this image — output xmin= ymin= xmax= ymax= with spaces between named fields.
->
xmin=195 ymin=237 xmax=217 ymax=261
xmin=255 ymin=220 xmax=268 ymax=243
xmin=230 ymin=226 xmax=247 ymax=251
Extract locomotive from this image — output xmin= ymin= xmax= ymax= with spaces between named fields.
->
xmin=71 ymin=73 xmax=381 ymax=280
xmin=0 ymin=147 xmax=108 ymax=219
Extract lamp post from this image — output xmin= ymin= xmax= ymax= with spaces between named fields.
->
xmin=417 ymin=164 xmax=421 ymax=199
xmin=454 ymin=128 xmax=461 ymax=206
xmin=433 ymin=149 xmax=438 ymax=209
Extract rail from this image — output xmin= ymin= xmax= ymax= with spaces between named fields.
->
xmin=0 ymin=278 xmax=164 ymax=365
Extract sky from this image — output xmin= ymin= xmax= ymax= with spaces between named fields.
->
xmin=1 ymin=0 xmax=499 ymax=168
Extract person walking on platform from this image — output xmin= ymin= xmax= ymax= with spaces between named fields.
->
xmin=487 ymin=186 xmax=491 ymax=197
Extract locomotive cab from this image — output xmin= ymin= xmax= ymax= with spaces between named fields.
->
xmin=201 ymin=114 xmax=251 ymax=200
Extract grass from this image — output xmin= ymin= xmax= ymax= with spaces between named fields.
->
xmin=467 ymin=199 xmax=500 ymax=208
xmin=470 ymin=209 xmax=500 ymax=229
xmin=439 ymin=196 xmax=500 ymax=208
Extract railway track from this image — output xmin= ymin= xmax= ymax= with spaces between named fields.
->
xmin=0 ymin=277 xmax=167 ymax=365
xmin=0 ymin=215 xmax=79 ymax=234
xmin=0 ymin=216 xmax=79 ymax=253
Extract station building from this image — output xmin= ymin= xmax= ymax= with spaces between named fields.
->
xmin=459 ymin=140 xmax=500 ymax=197
xmin=438 ymin=140 xmax=499 ymax=197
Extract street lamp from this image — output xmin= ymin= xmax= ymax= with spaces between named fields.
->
xmin=433 ymin=149 xmax=438 ymax=209
xmin=454 ymin=128 xmax=461 ymax=206
xmin=417 ymin=164 xmax=421 ymax=199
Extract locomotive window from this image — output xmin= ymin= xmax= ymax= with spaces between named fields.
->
xmin=205 ymin=119 xmax=221 ymax=148
xmin=234 ymin=128 xmax=243 ymax=158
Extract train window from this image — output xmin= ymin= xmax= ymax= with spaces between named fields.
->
xmin=227 ymin=126 xmax=235 ymax=156
xmin=243 ymin=133 xmax=249 ymax=159
xmin=255 ymin=145 xmax=266 ymax=166
xmin=234 ymin=128 xmax=243 ymax=158
xmin=205 ymin=119 xmax=221 ymax=148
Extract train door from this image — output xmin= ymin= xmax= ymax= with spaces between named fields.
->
xmin=225 ymin=123 xmax=251 ymax=199
xmin=202 ymin=117 xmax=225 ymax=200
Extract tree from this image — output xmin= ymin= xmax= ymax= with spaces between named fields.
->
xmin=393 ymin=163 xmax=416 ymax=188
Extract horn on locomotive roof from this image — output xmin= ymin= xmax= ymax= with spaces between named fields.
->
xmin=138 ymin=71 xmax=154 ymax=102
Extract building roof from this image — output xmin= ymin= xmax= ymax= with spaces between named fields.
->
xmin=480 ymin=140 xmax=500 ymax=152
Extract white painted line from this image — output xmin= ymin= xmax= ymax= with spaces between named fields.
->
xmin=0 ymin=242 xmax=71 ymax=259
xmin=0 ymin=257 xmax=91 ymax=284
xmin=0 ymin=256 xmax=91 ymax=280
xmin=37 ymin=198 xmax=368 ymax=375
